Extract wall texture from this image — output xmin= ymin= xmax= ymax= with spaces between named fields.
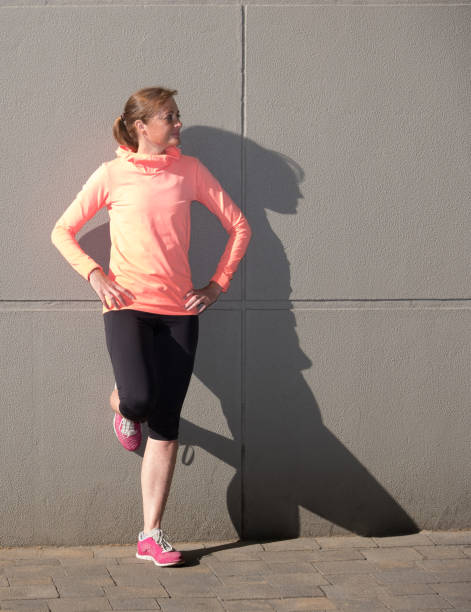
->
xmin=1 ymin=0 xmax=470 ymax=545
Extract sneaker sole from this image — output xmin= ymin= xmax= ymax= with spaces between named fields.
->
xmin=112 ymin=414 xmax=124 ymax=444
xmin=111 ymin=386 xmax=123 ymax=445
xmin=112 ymin=414 xmax=119 ymax=441
xmin=135 ymin=552 xmax=185 ymax=566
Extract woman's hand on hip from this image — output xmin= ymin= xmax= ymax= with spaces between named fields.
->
xmin=89 ymin=268 xmax=136 ymax=310
xmin=183 ymin=281 xmax=223 ymax=313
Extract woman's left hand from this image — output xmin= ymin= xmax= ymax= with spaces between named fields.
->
xmin=183 ymin=281 xmax=223 ymax=313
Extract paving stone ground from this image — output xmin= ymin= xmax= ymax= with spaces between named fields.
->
xmin=0 ymin=529 xmax=470 ymax=611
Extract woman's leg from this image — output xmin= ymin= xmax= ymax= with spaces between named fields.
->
xmin=103 ymin=310 xmax=155 ymax=423
xmin=141 ymin=314 xmax=199 ymax=533
xmin=141 ymin=439 xmax=178 ymax=532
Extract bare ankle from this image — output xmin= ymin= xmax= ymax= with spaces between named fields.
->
xmin=110 ymin=389 xmax=122 ymax=415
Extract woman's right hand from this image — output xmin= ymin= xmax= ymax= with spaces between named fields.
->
xmin=89 ymin=268 xmax=136 ymax=310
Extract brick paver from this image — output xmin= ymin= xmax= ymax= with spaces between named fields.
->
xmin=0 ymin=529 xmax=469 ymax=611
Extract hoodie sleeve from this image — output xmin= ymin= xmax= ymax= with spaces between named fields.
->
xmin=195 ymin=159 xmax=252 ymax=293
xmin=50 ymin=163 xmax=110 ymax=282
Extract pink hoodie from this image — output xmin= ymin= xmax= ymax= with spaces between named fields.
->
xmin=51 ymin=144 xmax=252 ymax=316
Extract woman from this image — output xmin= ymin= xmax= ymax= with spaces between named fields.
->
xmin=50 ymin=86 xmax=252 ymax=566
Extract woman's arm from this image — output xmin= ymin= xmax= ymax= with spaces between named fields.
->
xmin=50 ymin=163 xmax=110 ymax=282
xmin=195 ymin=159 xmax=252 ymax=292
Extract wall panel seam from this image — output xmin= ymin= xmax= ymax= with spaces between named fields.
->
xmin=240 ymin=1 xmax=247 ymax=539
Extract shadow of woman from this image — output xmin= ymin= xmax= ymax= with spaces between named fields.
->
xmin=178 ymin=127 xmax=419 ymax=540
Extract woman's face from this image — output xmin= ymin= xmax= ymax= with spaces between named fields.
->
xmin=135 ymin=97 xmax=182 ymax=152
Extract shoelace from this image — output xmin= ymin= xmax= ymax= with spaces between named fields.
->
xmin=152 ymin=528 xmax=174 ymax=552
xmin=120 ymin=417 xmax=137 ymax=437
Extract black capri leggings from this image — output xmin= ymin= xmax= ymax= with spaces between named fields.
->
xmin=103 ymin=309 xmax=199 ymax=441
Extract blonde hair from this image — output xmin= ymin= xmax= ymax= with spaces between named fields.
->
xmin=112 ymin=86 xmax=178 ymax=151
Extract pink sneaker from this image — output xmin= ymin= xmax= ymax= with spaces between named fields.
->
xmin=113 ymin=412 xmax=142 ymax=451
xmin=136 ymin=527 xmax=184 ymax=566
xmin=112 ymin=383 xmax=141 ymax=451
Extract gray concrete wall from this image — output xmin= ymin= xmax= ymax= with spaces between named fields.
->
xmin=1 ymin=1 xmax=470 ymax=545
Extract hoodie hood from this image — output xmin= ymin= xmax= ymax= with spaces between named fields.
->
xmin=115 ymin=144 xmax=182 ymax=173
